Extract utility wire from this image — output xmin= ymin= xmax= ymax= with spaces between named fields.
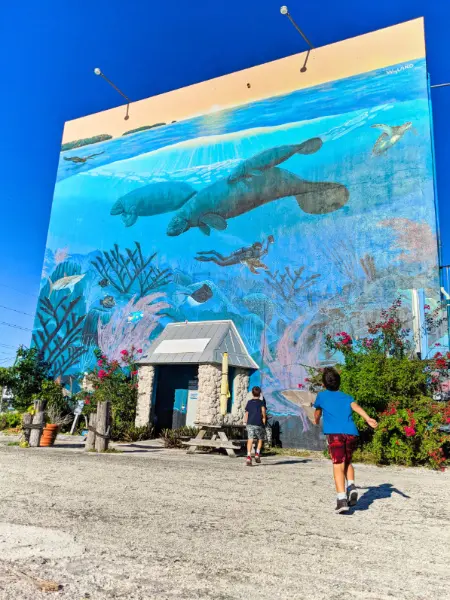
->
xmin=0 ymin=321 xmax=32 ymax=332
xmin=0 ymin=304 xmax=34 ymax=318
xmin=0 ymin=283 xmax=38 ymax=298
xmin=0 ymin=343 xmax=18 ymax=350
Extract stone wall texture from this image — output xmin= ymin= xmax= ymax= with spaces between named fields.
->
xmin=223 ymin=368 xmax=249 ymax=426
xmin=135 ymin=365 xmax=156 ymax=427
xmin=197 ymin=363 xmax=222 ymax=424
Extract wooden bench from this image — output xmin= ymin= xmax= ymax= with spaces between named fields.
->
xmin=182 ymin=439 xmax=240 ymax=450
xmin=184 ymin=423 xmax=245 ymax=457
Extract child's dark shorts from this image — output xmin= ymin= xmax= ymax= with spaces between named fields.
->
xmin=327 ymin=434 xmax=358 ymax=464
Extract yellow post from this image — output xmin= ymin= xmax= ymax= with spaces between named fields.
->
xmin=220 ymin=352 xmax=230 ymax=416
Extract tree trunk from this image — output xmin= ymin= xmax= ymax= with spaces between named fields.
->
xmin=22 ymin=413 xmax=32 ymax=444
xmin=29 ymin=401 xmax=45 ymax=447
xmin=85 ymin=412 xmax=97 ymax=451
xmin=95 ymin=401 xmax=110 ymax=452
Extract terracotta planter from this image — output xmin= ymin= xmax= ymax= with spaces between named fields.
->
xmin=40 ymin=424 xmax=59 ymax=447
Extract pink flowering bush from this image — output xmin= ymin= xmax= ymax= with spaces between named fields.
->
xmin=81 ymin=347 xmax=144 ymax=440
xmin=323 ymin=298 xmax=450 ymax=469
xmin=370 ymin=400 xmax=449 ymax=469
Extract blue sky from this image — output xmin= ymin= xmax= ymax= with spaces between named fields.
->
xmin=0 ymin=0 xmax=449 ymax=363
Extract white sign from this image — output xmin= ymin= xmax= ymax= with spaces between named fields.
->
xmin=154 ymin=338 xmax=211 ymax=354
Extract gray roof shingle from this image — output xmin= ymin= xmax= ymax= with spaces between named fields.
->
xmin=139 ymin=320 xmax=258 ymax=370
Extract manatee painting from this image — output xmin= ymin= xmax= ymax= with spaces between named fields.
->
xmin=371 ymin=122 xmax=414 ymax=156
xmin=167 ymin=167 xmax=349 ymax=236
xmin=111 ymin=181 xmax=196 ymax=227
xmin=228 ymin=137 xmax=323 ymax=182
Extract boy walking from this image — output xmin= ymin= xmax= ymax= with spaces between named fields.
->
xmin=313 ymin=367 xmax=377 ymax=512
xmin=244 ymin=386 xmax=266 ymax=466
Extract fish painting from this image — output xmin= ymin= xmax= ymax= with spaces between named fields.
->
xmin=127 ymin=310 xmax=144 ymax=324
xmin=47 ymin=273 xmax=85 ymax=297
xmin=175 ymin=283 xmax=214 ymax=306
xmin=98 ymin=278 xmax=109 ymax=288
xmin=187 ymin=284 xmax=213 ymax=304
xmin=100 ymin=296 xmax=115 ymax=309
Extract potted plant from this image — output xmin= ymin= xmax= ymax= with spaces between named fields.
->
xmin=32 ymin=380 xmax=73 ymax=447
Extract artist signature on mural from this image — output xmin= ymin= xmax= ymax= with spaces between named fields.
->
xmin=386 ymin=64 xmax=414 ymax=75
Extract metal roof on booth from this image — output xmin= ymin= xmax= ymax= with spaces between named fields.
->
xmin=139 ymin=320 xmax=258 ymax=370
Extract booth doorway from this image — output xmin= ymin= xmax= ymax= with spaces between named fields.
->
xmin=154 ymin=365 xmax=199 ymax=432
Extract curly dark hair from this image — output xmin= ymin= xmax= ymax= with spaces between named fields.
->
xmin=322 ymin=367 xmax=340 ymax=391
xmin=252 ymin=386 xmax=262 ymax=397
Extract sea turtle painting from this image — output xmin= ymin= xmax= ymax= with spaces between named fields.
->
xmin=371 ymin=122 xmax=415 ymax=156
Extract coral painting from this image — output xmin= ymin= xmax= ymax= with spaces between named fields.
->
xmin=33 ymin=22 xmax=444 ymax=446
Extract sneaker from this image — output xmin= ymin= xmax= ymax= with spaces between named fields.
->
xmin=347 ymin=484 xmax=358 ymax=506
xmin=335 ymin=498 xmax=349 ymax=513
xmin=246 ymin=456 xmax=252 ymax=467
xmin=255 ymin=454 xmax=261 ymax=464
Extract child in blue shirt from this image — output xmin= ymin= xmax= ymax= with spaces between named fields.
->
xmin=314 ymin=367 xmax=378 ymax=513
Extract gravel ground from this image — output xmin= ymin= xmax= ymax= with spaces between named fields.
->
xmin=0 ymin=444 xmax=449 ymax=600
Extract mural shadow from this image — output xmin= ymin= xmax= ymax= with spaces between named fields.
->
xmin=345 ymin=483 xmax=410 ymax=514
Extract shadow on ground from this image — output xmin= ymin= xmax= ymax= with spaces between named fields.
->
xmin=345 ymin=483 xmax=410 ymax=514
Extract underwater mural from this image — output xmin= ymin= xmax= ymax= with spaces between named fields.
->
xmin=33 ymin=20 xmax=444 ymax=445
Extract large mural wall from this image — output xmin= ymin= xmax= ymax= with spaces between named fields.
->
xmin=33 ymin=20 xmax=443 ymax=444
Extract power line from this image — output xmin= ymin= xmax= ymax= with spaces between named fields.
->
xmin=0 ymin=321 xmax=32 ymax=332
xmin=0 ymin=304 xmax=34 ymax=318
xmin=0 ymin=343 xmax=18 ymax=350
xmin=0 ymin=283 xmax=38 ymax=298
xmin=0 ymin=357 xmax=15 ymax=365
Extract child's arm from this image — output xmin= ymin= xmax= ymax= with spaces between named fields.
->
xmin=314 ymin=408 xmax=322 ymax=425
xmin=243 ymin=411 xmax=248 ymax=425
xmin=351 ymin=402 xmax=378 ymax=429
xmin=261 ymin=405 xmax=267 ymax=425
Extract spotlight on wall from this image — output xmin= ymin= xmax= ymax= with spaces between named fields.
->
xmin=93 ymin=67 xmax=132 ymax=120
xmin=280 ymin=5 xmax=314 ymax=73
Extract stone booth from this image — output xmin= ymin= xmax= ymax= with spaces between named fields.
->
xmin=135 ymin=320 xmax=258 ymax=431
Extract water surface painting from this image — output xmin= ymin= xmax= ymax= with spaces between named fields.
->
xmin=33 ymin=57 xmax=442 ymax=442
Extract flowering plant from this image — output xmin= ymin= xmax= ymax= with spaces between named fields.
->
xmin=82 ymin=346 xmax=141 ymax=438
xmin=370 ymin=398 xmax=449 ymax=469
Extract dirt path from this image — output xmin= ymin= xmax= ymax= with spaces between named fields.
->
xmin=0 ymin=446 xmax=449 ymax=599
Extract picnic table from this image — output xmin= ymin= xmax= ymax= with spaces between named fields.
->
xmin=182 ymin=423 xmax=246 ymax=457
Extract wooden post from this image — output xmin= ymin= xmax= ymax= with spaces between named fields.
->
xmin=29 ymin=401 xmax=45 ymax=447
xmin=85 ymin=412 xmax=97 ymax=451
xmin=95 ymin=401 xmax=110 ymax=452
xmin=22 ymin=413 xmax=32 ymax=444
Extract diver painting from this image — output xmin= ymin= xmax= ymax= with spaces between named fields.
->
xmin=32 ymin=19 xmax=444 ymax=448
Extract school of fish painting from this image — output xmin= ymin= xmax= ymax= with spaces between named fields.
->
xmin=33 ymin=55 xmax=442 ymax=437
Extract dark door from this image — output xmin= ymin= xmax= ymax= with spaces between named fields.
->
xmin=154 ymin=365 xmax=198 ymax=432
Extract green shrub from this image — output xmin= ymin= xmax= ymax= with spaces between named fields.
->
xmin=317 ymin=298 xmax=450 ymax=469
xmin=111 ymin=423 xmax=154 ymax=442
xmin=367 ymin=398 xmax=450 ymax=470
xmin=160 ymin=426 xmax=199 ymax=448
xmin=0 ymin=412 xmax=22 ymax=430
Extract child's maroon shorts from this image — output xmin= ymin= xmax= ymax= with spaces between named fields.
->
xmin=327 ymin=434 xmax=358 ymax=464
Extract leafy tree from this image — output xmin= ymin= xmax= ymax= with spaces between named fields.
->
xmin=4 ymin=346 xmax=51 ymax=412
